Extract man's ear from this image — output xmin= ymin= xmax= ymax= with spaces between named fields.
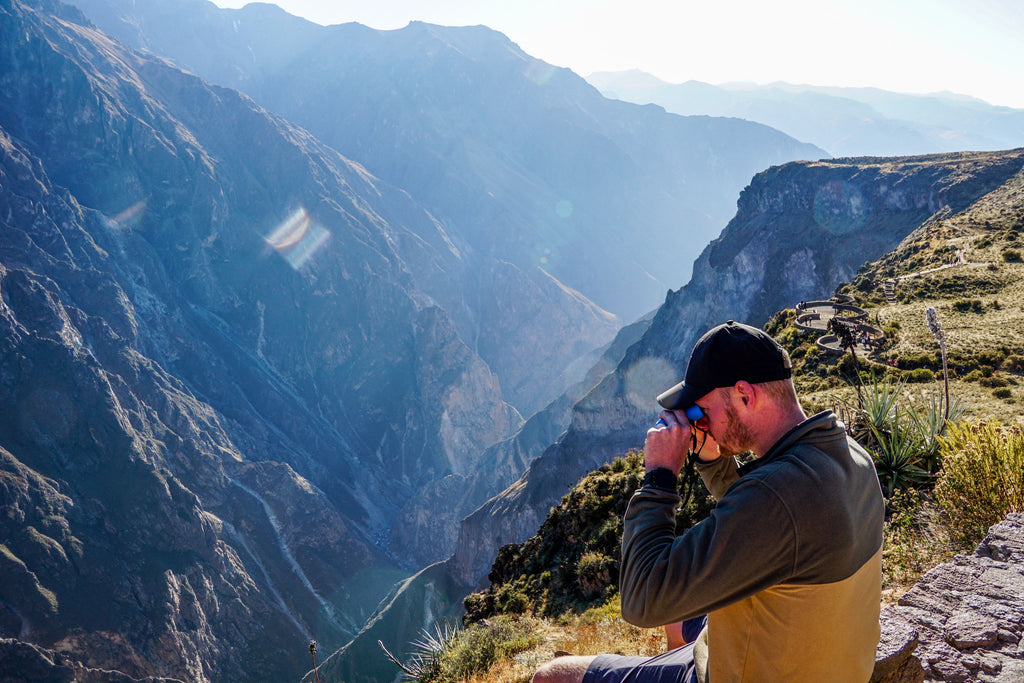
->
xmin=734 ymin=380 xmax=755 ymax=407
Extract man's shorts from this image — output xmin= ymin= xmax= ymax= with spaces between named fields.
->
xmin=582 ymin=642 xmax=698 ymax=683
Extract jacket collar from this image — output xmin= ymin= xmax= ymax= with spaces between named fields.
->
xmin=738 ymin=410 xmax=839 ymax=476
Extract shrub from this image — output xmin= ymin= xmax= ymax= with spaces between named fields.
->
xmin=899 ymin=352 xmax=937 ymax=369
xmin=977 ymin=350 xmax=1006 ymax=367
xmin=576 ymin=552 xmax=615 ymax=599
xmin=963 ymin=370 xmax=984 ymax=382
xmin=906 ymin=368 xmax=935 ymax=383
xmin=406 ymin=615 xmax=544 ymax=683
xmin=978 ymin=376 xmax=1008 ymax=388
xmin=952 ymin=299 xmax=984 ymax=313
xmin=1003 ymin=354 xmax=1024 ymax=373
xmin=935 ymin=422 xmax=1024 ymax=544
xmin=1002 ymin=249 xmax=1022 ymax=262
xmin=993 ymin=388 xmax=1013 ymax=399
xmin=501 ymin=590 xmax=529 ymax=614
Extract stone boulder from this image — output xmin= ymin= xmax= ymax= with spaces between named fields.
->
xmin=873 ymin=514 xmax=1024 ymax=682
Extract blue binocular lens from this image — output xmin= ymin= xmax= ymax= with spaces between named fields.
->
xmin=684 ymin=404 xmax=704 ymax=422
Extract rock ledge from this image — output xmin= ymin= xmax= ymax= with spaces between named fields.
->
xmin=873 ymin=513 xmax=1024 ymax=682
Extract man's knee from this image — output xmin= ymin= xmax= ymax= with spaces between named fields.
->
xmin=532 ymin=655 xmax=596 ymax=683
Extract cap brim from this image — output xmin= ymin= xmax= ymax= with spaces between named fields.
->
xmin=656 ymin=380 xmax=703 ymax=410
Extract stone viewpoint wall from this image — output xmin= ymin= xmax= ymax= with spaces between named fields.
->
xmin=874 ymin=514 xmax=1024 ymax=682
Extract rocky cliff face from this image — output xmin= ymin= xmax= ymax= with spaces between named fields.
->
xmin=874 ymin=514 xmax=1024 ymax=682
xmin=311 ymin=315 xmax=653 ymax=683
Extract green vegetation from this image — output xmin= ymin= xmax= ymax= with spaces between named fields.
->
xmin=934 ymin=421 xmax=1024 ymax=543
xmin=880 ymin=488 xmax=957 ymax=598
xmin=952 ymin=298 xmax=985 ymax=313
xmin=835 ymin=374 xmax=965 ymax=494
xmin=387 ymin=617 xmax=543 ymax=683
xmin=464 ymin=452 xmax=713 ymax=623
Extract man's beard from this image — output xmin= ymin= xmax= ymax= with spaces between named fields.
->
xmin=715 ymin=402 xmax=756 ymax=457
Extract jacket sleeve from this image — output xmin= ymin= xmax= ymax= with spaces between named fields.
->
xmin=695 ymin=456 xmax=739 ymax=500
xmin=619 ymin=476 xmax=798 ymax=628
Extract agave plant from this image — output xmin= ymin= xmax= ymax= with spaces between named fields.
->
xmin=838 ymin=373 xmax=955 ymax=494
xmin=906 ymin=389 xmax=965 ymax=474
xmin=841 ymin=372 xmax=905 ymax=449
xmin=379 ymin=622 xmax=462 ymax=683
xmin=868 ymin=405 xmax=931 ymax=495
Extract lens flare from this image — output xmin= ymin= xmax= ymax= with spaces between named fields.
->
xmin=524 ymin=59 xmax=557 ymax=85
xmin=623 ymin=356 xmax=678 ymax=412
xmin=812 ymin=180 xmax=869 ymax=235
xmin=106 ymin=198 xmax=148 ymax=230
xmin=533 ymin=244 xmax=558 ymax=267
xmin=267 ymin=207 xmax=311 ymax=249
xmin=555 ymin=199 xmax=574 ymax=218
xmin=266 ymin=207 xmax=330 ymax=270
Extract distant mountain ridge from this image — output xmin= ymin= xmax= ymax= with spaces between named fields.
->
xmin=69 ymin=0 xmax=826 ymax=327
xmin=589 ymin=70 xmax=1024 ymax=158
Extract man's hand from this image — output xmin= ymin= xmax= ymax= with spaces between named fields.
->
xmin=644 ymin=410 xmax=692 ymax=475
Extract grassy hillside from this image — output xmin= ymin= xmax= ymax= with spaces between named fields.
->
xmin=369 ymin=162 xmax=1024 ymax=683
xmin=806 ymin=164 xmax=1024 ymax=424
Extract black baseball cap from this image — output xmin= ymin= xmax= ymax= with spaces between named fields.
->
xmin=656 ymin=320 xmax=792 ymax=410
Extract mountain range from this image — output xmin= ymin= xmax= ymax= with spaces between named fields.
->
xmin=69 ymin=0 xmax=826 ymax=417
xmin=588 ymin=70 xmax=1024 ymax=159
xmin=0 ymin=0 xmax=827 ymax=680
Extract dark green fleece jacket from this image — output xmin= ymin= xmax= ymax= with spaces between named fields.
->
xmin=620 ymin=411 xmax=884 ymax=682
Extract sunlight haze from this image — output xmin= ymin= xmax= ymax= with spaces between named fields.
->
xmin=211 ymin=0 xmax=1024 ymax=109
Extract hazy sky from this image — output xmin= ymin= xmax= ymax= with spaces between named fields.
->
xmin=212 ymin=0 xmax=1024 ymax=109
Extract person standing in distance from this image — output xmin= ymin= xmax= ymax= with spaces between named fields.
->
xmin=534 ymin=320 xmax=884 ymax=683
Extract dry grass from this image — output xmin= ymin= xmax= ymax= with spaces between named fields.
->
xmin=462 ymin=602 xmax=667 ymax=683
xmin=880 ymin=491 xmax=964 ymax=605
xmin=880 ymin=265 xmax=1024 ymax=363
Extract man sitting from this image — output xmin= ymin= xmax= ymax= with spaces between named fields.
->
xmin=534 ymin=320 xmax=884 ymax=683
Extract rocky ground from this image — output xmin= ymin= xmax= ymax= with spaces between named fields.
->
xmin=874 ymin=513 xmax=1024 ymax=682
